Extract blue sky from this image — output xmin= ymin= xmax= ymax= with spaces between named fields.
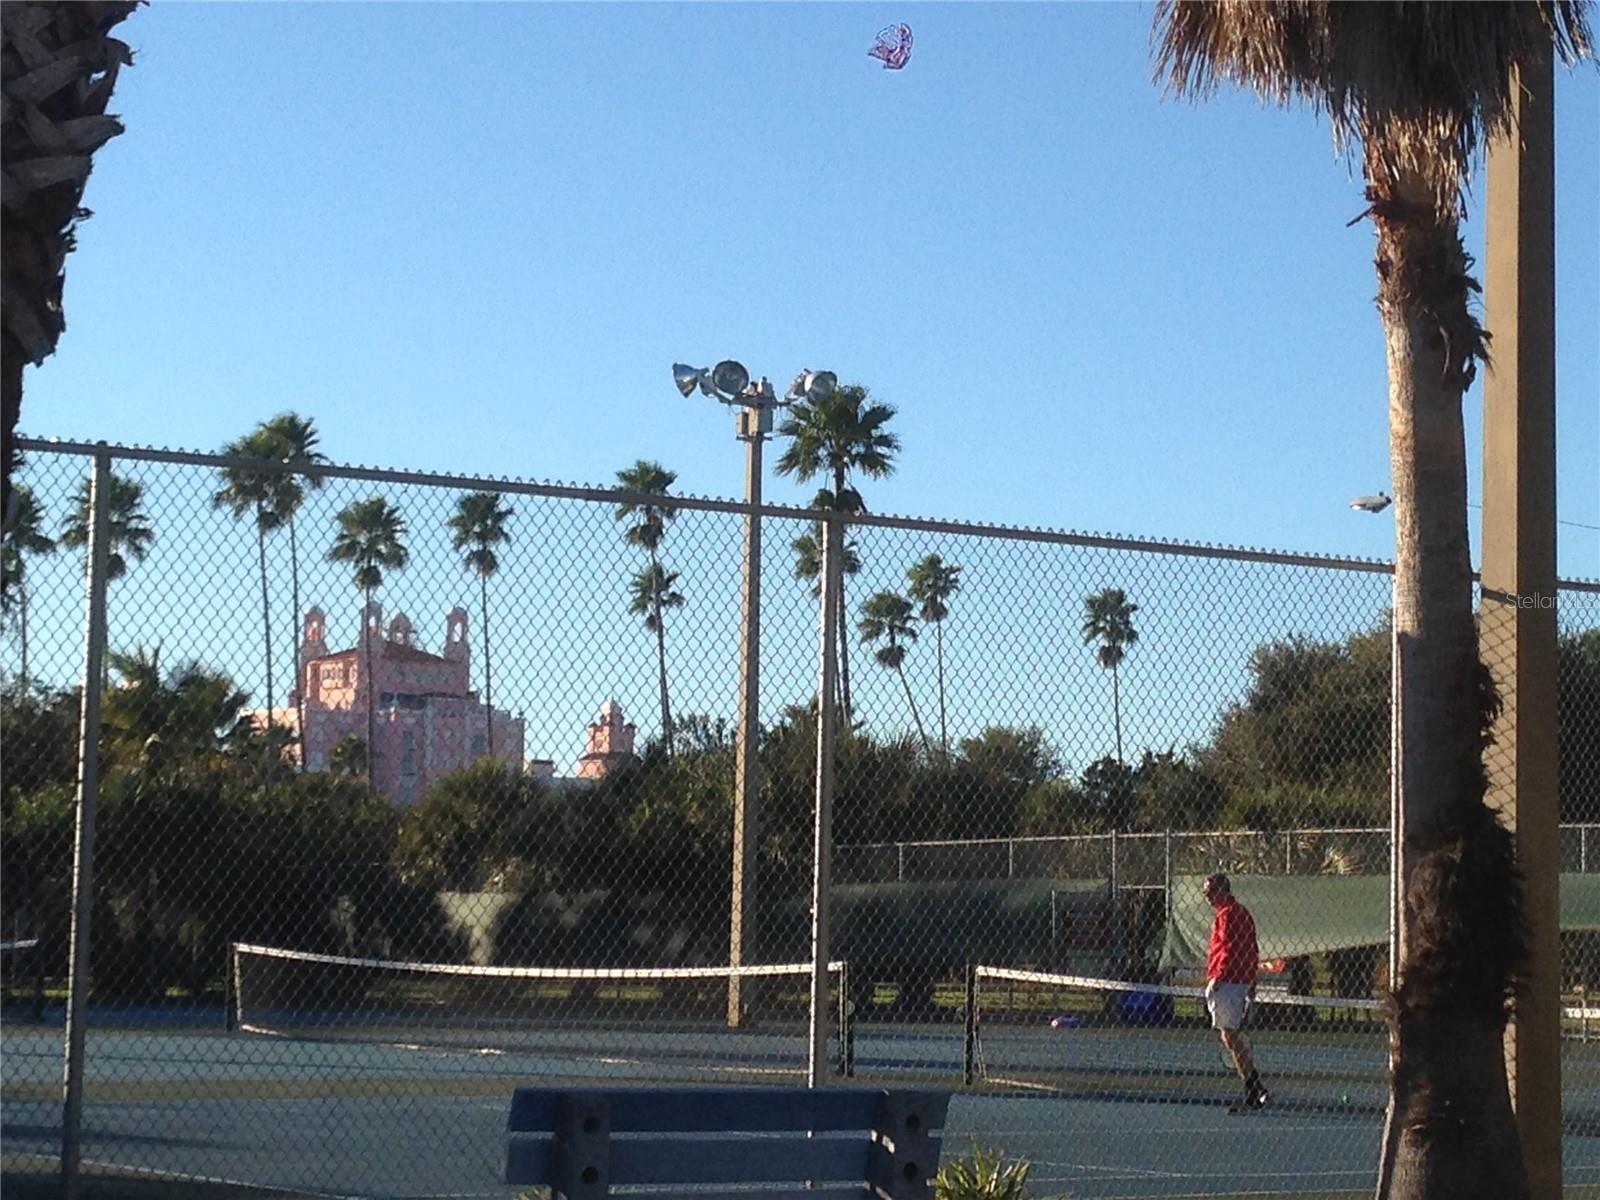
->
xmin=11 ymin=4 xmax=1600 ymax=771
xmin=21 ymin=2 xmax=1598 ymax=576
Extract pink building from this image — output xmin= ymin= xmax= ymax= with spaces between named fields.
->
xmin=575 ymin=700 xmax=636 ymax=780
xmin=295 ymin=603 xmax=525 ymax=805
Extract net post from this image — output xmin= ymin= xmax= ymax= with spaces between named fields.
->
xmin=836 ymin=961 xmax=854 ymax=1078
xmin=1049 ymin=889 xmax=1059 ymax=973
xmin=31 ymin=939 xmax=45 ymax=1022
xmin=224 ymin=942 xmax=238 ymax=1031
xmin=1162 ymin=828 xmax=1173 ymax=935
xmin=1109 ymin=830 xmax=1121 ymax=971
xmin=962 ymin=964 xmax=978 ymax=1086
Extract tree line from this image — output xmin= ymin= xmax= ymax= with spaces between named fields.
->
xmin=3 ymin=616 xmax=1595 ymax=1000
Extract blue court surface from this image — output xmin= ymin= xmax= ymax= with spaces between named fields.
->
xmin=4 ymin=1018 xmax=1598 ymax=1199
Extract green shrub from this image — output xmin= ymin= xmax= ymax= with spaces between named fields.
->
xmin=934 ymin=1145 xmax=1044 ymax=1200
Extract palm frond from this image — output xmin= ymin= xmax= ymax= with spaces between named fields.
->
xmin=1153 ymin=0 xmax=1593 ymax=217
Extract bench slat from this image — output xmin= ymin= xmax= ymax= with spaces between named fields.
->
xmin=506 ymin=1136 xmax=870 ymax=1188
xmin=508 ymin=1086 xmax=905 ymax=1134
xmin=618 ymin=1190 xmax=866 ymax=1200
xmin=507 ymin=1133 xmax=945 ymax=1191
xmin=612 ymin=1137 xmax=870 ymax=1185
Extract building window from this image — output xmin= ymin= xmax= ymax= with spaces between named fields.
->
xmin=401 ymin=730 xmax=417 ymax=777
xmin=471 ymin=735 xmax=487 ymax=756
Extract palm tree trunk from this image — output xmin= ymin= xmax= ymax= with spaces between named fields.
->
xmin=364 ymin=585 xmax=377 ymax=789
xmin=1372 ymin=187 xmax=1523 ymax=1200
xmin=833 ymin=467 xmax=853 ymax=721
xmin=289 ymin=517 xmax=306 ymax=772
xmin=836 ymin=576 xmax=852 ymax=722
xmin=650 ymin=548 xmax=673 ymax=753
xmin=480 ymin=570 xmax=493 ymax=758
xmin=935 ymin=620 xmax=948 ymax=757
xmin=257 ymin=523 xmax=275 ymax=745
xmin=17 ymin=578 xmax=28 ymax=697
xmin=897 ymin=663 xmax=933 ymax=758
xmin=1112 ymin=662 xmax=1123 ymax=763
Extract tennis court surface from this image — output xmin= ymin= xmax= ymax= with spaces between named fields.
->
xmin=6 ymin=1012 xmax=1600 ymax=1199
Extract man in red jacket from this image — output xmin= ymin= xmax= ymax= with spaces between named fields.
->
xmin=1204 ymin=873 xmax=1268 ymax=1112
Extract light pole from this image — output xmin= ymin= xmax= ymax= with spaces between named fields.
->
xmin=673 ymin=361 xmax=836 ymax=1027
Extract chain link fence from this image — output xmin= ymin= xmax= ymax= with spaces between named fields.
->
xmin=3 ymin=437 xmax=1598 ymax=1198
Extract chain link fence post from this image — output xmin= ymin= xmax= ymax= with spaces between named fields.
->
xmin=60 ymin=446 xmax=113 ymax=1200
xmin=807 ymin=512 xmax=842 ymax=1088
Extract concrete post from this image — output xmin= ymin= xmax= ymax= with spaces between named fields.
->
xmin=1481 ymin=46 xmax=1561 ymax=1200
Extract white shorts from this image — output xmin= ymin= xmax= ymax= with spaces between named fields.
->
xmin=1206 ymin=981 xmax=1250 ymax=1031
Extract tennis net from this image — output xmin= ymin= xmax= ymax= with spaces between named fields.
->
xmin=967 ymin=965 xmax=1600 ymax=1125
xmin=231 ymin=942 xmax=852 ymax=1080
xmin=0 ymin=937 xmax=44 ymax=1020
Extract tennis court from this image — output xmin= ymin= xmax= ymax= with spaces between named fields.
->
xmin=6 ymin=1010 xmax=1600 ymax=1200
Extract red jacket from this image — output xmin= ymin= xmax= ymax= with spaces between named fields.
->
xmin=1207 ymin=897 xmax=1258 ymax=984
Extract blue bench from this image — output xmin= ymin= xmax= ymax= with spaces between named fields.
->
xmin=505 ymin=1085 xmax=950 ymax=1199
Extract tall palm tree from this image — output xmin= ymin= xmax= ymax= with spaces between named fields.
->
xmin=790 ymin=499 xmax=862 ymax=714
xmin=256 ymin=412 xmax=327 ymax=768
xmin=448 ymin=491 xmax=513 ymax=757
xmin=628 ymin=561 xmax=684 ymax=747
xmin=776 ymin=387 xmax=900 ymax=720
xmin=857 ymin=590 xmax=932 ymax=756
xmin=61 ymin=470 xmax=154 ymax=581
xmin=1152 ymin=6 xmax=1591 ymax=1196
xmin=1 ymin=484 xmax=56 ymax=695
xmin=1081 ymin=588 xmax=1138 ymax=764
xmin=327 ymin=497 xmax=408 ymax=785
xmin=906 ymin=554 xmax=962 ymax=757
xmin=1 ymin=1 xmax=139 ymax=518
xmin=213 ymin=428 xmax=295 ymax=746
xmin=615 ymin=460 xmax=680 ymax=750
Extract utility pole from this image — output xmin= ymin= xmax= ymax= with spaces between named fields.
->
xmin=1482 ymin=47 xmax=1560 ymax=1200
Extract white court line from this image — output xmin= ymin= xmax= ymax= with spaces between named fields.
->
xmin=79 ymin=1156 xmax=359 ymax=1200
xmin=83 ymin=1156 xmax=511 ymax=1200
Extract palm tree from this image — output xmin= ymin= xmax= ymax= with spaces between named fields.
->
xmin=102 ymin=645 xmax=250 ymax=768
xmin=328 ymin=732 xmax=368 ymax=777
xmin=791 ymin=500 xmax=862 ymax=714
xmin=327 ymin=497 xmax=408 ymax=784
xmin=61 ymin=471 xmax=154 ymax=581
xmin=628 ymin=562 xmax=684 ymax=747
xmin=776 ymin=387 xmax=900 ymax=720
xmin=1152 ymin=7 xmax=1592 ymax=1196
xmin=213 ymin=428 xmax=295 ymax=746
xmin=1 ymin=1 xmax=139 ymax=517
xmin=256 ymin=412 xmax=327 ymax=768
xmin=907 ymin=554 xmax=962 ymax=757
xmin=1081 ymin=588 xmax=1138 ymax=764
xmin=1 ymin=484 xmax=55 ymax=695
xmin=857 ymin=590 xmax=932 ymax=756
xmin=615 ymin=461 xmax=680 ymax=750
xmin=448 ymin=491 xmax=513 ymax=757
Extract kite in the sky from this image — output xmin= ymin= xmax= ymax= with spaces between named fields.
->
xmin=868 ymin=23 xmax=913 ymax=70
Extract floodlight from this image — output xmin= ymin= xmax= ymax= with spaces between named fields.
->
xmin=673 ymin=363 xmax=713 ymax=398
xmin=1350 ymin=492 xmax=1393 ymax=514
xmin=711 ymin=360 xmax=751 ymax=398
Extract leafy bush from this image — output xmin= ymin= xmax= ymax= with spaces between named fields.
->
xmin=934 ymin=1145 xmax=1043 ymax=1200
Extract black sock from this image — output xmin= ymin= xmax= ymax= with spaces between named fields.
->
xmin=1245 ymin=1070 xmax=1261 ymax=1094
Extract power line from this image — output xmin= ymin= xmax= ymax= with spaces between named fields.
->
xmin=1465 ymin=501 xmax=1600 ymax=533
